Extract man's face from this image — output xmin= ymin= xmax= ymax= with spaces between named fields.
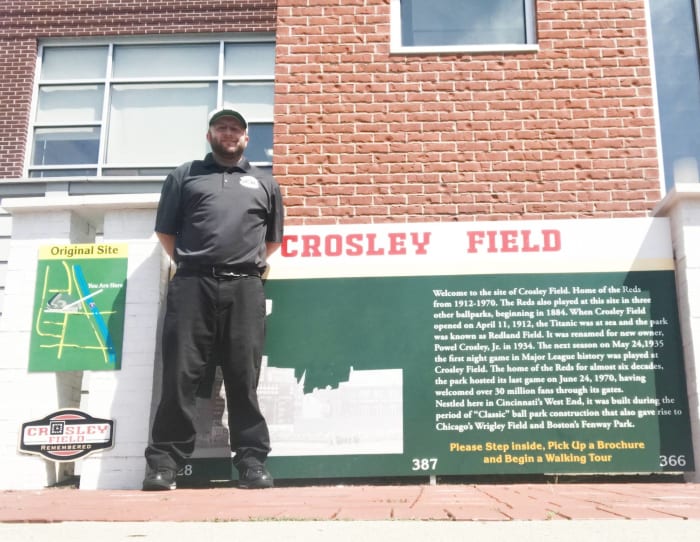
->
xmin=207 ymin=116 xmax=248 ymax=159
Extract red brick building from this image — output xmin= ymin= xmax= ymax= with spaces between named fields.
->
xmin=0 ymin=1 xmax=686 ymax=221
xmin=275 ymin=0 xmax=664 ymax=223
xmin=3 ymin=0 xmax=698 ymax=311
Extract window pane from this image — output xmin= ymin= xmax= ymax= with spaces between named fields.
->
xmin=29 ymin=169 xmax=97 ymax=178
xmin=113 ymin=44 xmax=219 ymax=78
xmin=245 ymin=123 xmax=274 ymax=163
xmin=224 ymin=43 xmax=275 ymax=76
xmin=102 ymin=167 xmax=173 ymax=177
xmin=402 ymin=0 xmax=526 ymax=46
xmin=107 ymin=83 xmax=216 ymax=165
xmin=649 ymin=0 xmax=700 ymax=189
xmin=223 ymin=83 xmax=274 ymax=120
xmin=40 ymin=46 xmax=108 ymax=80
xmin=31 ymin=39 xmax=276 ymax=177
xmin=36 ymin=85 xmax=103 ymax=124
xmin=32 ymin=127 xmax=100 ymax=165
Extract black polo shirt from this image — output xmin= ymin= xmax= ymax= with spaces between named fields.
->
xmin=155 ymin=153 xmax=284 ymax=272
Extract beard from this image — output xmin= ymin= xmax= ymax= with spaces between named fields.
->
xmin=209 ymin=136 xmax=245 ymax=162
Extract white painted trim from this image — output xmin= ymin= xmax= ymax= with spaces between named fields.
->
xmin=643 ymin=0 xmax=668 ymax=196
xmin=653 ymin=183 xmax=700 ymax=217
xmin=0 ymin=193 xmax=160 ymax=215
xmin=391 ymin=44 xmax=540 ymax=55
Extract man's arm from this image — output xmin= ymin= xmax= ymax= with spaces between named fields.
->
xmin=156 ymin=232 xmax=177 ymax=260
xmin=266 ymin=242 xmax=282 ymax=257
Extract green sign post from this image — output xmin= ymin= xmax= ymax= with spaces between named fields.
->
xmin=29 ymin=243 xmax=128 ymax=372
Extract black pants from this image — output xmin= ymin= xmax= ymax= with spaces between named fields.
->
xmin=145 ymin=271 xmax=270 ymax=473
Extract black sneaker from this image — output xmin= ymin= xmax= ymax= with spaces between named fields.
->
xmin=238 ymin=465 xmax=274 ymax=489
xmin=142 ymin=467 xmax=177 ymax=491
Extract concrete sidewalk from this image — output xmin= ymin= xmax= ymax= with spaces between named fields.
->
xmin=1 ymin=482 xmax=700 ymax=541
xmin=2 ymin=520 xmax=700 ymax=542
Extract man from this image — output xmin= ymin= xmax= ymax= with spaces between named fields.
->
xmin=142 ymin=108 xmax=284 ymax=491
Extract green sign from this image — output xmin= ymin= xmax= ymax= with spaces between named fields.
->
xmin=176 ymin=220 xmax=694 ymax=483
xmin=261 ymin=271 xmax=692 ymax=477
xmin=29 ymin=243 xmax=128 ymax=372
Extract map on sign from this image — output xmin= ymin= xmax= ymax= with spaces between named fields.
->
xmin=29 ymin=244 xmax=128 ymax=372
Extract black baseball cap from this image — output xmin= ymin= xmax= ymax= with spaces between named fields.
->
xmin=208 ymin=108 xmax=247 ymax=129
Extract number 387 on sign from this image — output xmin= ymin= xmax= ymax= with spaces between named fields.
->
xmin=411 ymin=458 xmax=438 ymax=471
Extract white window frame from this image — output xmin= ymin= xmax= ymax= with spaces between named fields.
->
xmin=696 ymin=0 xmax=700 ymax=51
xmin=25 ymin=34 xmax=276 ymax=179
xmin=389 ymin=0 xmax=538 ymax=54
xmin=647 ymin=0 xmax=700 ymax=192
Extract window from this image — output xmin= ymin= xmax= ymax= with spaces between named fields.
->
xmin=391 ymin=0 xmax=537 ymax=53
xmin=27 ymin=38 xmax=276 ymax=178
xmin=649 ymin=0 xmax=700 ymax=190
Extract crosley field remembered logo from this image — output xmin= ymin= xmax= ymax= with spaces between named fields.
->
xmin=19 ymin=409 xmax=115 ymax=461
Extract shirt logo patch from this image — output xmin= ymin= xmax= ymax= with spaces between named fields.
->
xmin=240 ymin=176 xmax=260 ymax=189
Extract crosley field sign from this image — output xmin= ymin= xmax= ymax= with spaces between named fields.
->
xmin=19 ymin=409 xmax=115 ymax=462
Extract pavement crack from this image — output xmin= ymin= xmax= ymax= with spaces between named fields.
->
xmin=408 ymin=486 xmax=425 ymax=509
xmin=474 ymin=486 xmax=514 ymax=509
xmin=649 ymin=507 xmax=691 ymax=520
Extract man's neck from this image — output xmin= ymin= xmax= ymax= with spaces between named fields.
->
xmin=211 ymin=151 xmax=243 ymax=168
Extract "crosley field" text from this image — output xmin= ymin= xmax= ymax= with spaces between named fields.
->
xmin=281 ymin=229 xmax=561 ymax=257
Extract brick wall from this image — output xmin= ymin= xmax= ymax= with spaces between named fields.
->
xmin=274 ymin=0 xmax=660 ymax=223
xmin=0 ymin=0 xmax=277 ymax=178
xmin=0 ymin=1 xmax=662 ymax=222
xmin=0 ymin=39 xmax=36 ymax=179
